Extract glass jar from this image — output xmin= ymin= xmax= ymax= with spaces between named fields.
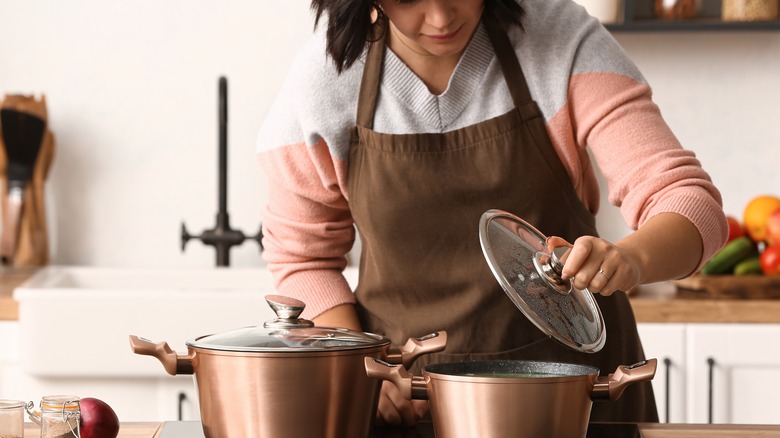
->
xmin=722 ymin=0 xmax=779 ymax=21
xmin=0 ymin=400 xmax=26 ymax=438
xmin=655 ymin=0 xmax=701 ymax=20
xmin=26 ymin=395 xmax=80 ymax=438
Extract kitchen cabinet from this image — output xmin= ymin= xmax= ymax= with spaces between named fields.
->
xmin=636 ymin=323 xmax=687 ymax=423
xmin=686 ymin=324 xmax=780 ymax=424
xmin=606 ymin=0 xmax=780 ymax=31
xmin=638 ymin=322 xmax=780 ymax=425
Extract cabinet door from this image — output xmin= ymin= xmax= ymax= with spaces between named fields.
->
xmin=637 ymin=323 xmax=686 ymax=423
xmin=687 ymin=323 xmax=780 ymax=424
xmin=157 ymin=376 xmax=201 ymax=421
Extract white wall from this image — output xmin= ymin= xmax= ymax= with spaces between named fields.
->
xmin=1 ymin=0 xmax=314 ymax=267
xmin=1 ymin=1 xmax=778 ymax=267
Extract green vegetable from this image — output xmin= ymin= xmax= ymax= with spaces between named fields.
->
xmin=701 ymin=236 xmax=755 ymax=275
xmin=733 ymin=256 xmax=762 ymax=275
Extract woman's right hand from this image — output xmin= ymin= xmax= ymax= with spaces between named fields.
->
xmin=376 ymin=380 xmax=429 ymax=427
xmin=313 ymin=305 xmax=428 ymax=426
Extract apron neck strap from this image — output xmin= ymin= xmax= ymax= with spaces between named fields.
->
xmin=483 ymin=12 xmax=533 ymax=106
xmin=356 ymin=22 xmax=387 ymax=129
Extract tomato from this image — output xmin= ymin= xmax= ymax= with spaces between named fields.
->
xmin=760 ymin=245 xmax=780 ymax=276
xmin=766 ymin=210 xmax=780 ymax=246
xmin=726 ymin=215 xmax=745 ymax=242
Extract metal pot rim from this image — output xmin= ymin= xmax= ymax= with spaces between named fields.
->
xmin=422 ymin=359 xmax=600 ymax=383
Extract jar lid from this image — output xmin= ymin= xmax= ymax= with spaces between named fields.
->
xmin=40 ymin=395 xmax=80 ymax=411
xmin=187 ymin=295 xmax=389 ymax=353
xmin=478 ymin=209 xmax=606 ymax=353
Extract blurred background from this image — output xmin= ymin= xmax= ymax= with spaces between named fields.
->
xmin=1 ymin=0 xmax=778 ymax=268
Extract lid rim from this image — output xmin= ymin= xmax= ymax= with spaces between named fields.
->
xmin=186 ymin=340 xmax=391 ymax=354
xmin=185 ymin=327 xmax=391 ymax=353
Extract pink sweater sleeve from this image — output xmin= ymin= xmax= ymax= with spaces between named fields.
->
xmin=258 ymin=138 xmax=357 ymax=319
xmin=547 ymin=72 xmax=728 ymax=273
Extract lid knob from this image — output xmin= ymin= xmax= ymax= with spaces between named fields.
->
xmin=550 ymin=246 xmax=567 ymax=275
xmin=533 ymin=246 xmax=572 ymax=295
xmin=264 ymin=295 xmax=314 ymax=328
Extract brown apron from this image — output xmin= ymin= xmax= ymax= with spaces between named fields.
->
xmin=347 ymin=15 xmax=658 ymax=423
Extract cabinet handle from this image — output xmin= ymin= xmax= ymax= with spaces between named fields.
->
xmin=707 ymin=357 xmax=715 ymax=424
xmin=663 ymin=357 xmax=671 ymax=423
xmin=178 ymin=391 xmax=187 ymax=421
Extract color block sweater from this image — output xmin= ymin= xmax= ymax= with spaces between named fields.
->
xmin=256 ymin=0 xmax=728 ymax=319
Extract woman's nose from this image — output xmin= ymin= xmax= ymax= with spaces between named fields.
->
xmin=426 ymin=0 xmax=456 ymax=29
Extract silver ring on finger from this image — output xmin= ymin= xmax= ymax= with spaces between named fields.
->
xmin=597 ymin=268 xmax=611 ymax=281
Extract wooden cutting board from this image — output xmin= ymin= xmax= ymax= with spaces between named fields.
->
xmin=674 ymin=275 xmax=780 ymax=299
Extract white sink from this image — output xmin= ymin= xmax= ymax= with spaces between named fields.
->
xmin=13 ymin=266 xmax=358 ymax=377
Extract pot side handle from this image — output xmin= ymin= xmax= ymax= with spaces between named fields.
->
xmin=364 ymin=358 xmax=429 ymax=400
xmin=385 ymin=331 xmax=448 ymax=369
xmin=592 ymin=358 xmax=657 ymax=401
xmin=129 ymin=335 xmax=194 ymax=376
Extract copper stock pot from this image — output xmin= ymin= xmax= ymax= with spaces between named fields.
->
xmin=366 ymin=357 xmax=656 ymax=438
xmin=129 ymin=294 xmax=447 ymax=438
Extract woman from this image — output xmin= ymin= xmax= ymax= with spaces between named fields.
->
xmin=256 ymin=0 xmax=727 ymax=427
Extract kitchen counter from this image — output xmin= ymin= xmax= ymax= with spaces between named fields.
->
xmin=0 ymin=268 xmax=36 ymax=320
xmin=20 ymin=421 xmax=780 ymax=437
xmin=4 ymin=269 xmax=780 ymax=323
xmin=22 ymin=422 xmax=161 ymax=437
xmin=639 ymin=423 xmax=780 ymax=437
xmin=629 ymin=281 xmax=780 ymax=323
xmin=384 ymin=422 xmax=780 ymax=438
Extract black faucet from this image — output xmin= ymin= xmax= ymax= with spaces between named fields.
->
xmin=181 ymin=76 xmax=263 ymax=266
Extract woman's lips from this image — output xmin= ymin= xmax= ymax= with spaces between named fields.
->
xmin=427 ymin=25 xmax=463 ymax=41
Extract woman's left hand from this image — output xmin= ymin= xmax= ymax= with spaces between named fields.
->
xmin=546 ymin=235 xmax=641 ymax=296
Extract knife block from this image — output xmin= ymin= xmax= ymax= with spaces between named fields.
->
xmin=0 ymin=94 xmax=55 ymax=267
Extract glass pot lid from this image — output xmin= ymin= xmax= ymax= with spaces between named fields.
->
xmin=188 ymin=295 xmax=389 ymax=353
xmin=478 ymin=209 xmax=606 ymax=353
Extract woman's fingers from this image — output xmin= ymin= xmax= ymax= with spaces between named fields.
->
xmin=588 ymin=262 xmax=617 ymax=296
xmin=376 ymin=380 xmax=426 ymax=426
xmin=547 ymin=235 xmax=640 ymax=296
xmin=546 ymin=236 xmax=572 ymax=252
xmin=568 ymin=237 xmax=617 ymax=294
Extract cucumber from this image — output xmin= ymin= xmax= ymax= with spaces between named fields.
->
xmin=701 ymin=236 xmax=755 ymax=275
xmin=733 ymin=256 xmax=762 ymax=275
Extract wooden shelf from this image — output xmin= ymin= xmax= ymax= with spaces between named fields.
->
xmin=607 ymin=0 xmax=780 ymax=32
xmin=607 ymin=19 xmax=780 ymax=32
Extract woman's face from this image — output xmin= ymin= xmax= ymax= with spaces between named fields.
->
xmin=378 ymin=0 xmax=485 ymax=59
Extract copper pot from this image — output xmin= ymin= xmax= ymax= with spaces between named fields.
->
xmin=365 ymin=357 xmax=656 ymax=438
xmin=129 ymin=295 xmax=447 ymax=438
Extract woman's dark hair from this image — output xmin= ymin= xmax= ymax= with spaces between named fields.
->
xmin=310 ymin=0 xmax=526 ymax=73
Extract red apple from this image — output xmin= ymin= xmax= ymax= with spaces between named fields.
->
xmin=767 ymin=210 xmax=780 ymax=246
xmin=726 ymin=215 xmax=745 ymax=242
xmin=79 ymin=397 xmax=119 ymax=438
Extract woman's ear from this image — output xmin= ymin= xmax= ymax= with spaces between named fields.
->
xmin=371 ymin=3 xmax=383 ymax=24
